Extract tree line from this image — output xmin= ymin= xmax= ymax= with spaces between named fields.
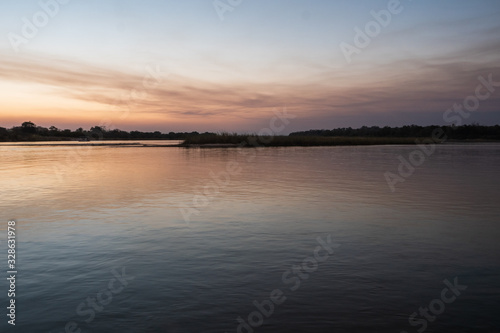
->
xmin=1 ymin=122 xmax=500 ymax=142
xmin=0 ymin=122 xmax=209 ymax=142
xmin=289 ymin=124 xmax=500 ymax=140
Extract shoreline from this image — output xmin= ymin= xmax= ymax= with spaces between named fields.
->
xmin=2 ymin=142 xmax=499 ymax=148
xmin=1 ymin=138 xmax=499 ymax=148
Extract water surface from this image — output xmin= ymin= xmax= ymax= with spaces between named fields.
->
xmin=1 ymin=143 xmax=499 ymax=332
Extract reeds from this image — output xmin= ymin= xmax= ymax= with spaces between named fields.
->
xmin=182 ymin=133 xmax=424 ymax=147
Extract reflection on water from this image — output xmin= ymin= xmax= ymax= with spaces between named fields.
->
xmin=0 ymin=140 xmax=183 ymax=146
xmin=0 ymin=143 xmax=499 ymax=332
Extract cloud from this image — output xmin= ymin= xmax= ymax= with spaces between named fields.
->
xmin=1 ymin=32 xmax=500 ymax=131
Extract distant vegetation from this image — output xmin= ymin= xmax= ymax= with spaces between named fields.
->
xmin=1 ymin=122 xmax=499 ymax=145
xmin=0 ymin=122 xmax=207 ymax=142
xmin=182 ymin=133 xmax=420 ymax=146
xmin=290 ymin=124 xmax=500 ymax=141
xmin=182 ymin=124 xmax=500 ymax=147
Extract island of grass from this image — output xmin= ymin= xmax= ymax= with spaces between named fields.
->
xmin=181 ymin=125 xmax=500 ymax=147
xmin=181 ymin=133 xmax=428 ymax=147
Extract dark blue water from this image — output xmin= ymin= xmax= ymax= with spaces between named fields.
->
xmin=1 ymin=143 xmax=499 ymax=332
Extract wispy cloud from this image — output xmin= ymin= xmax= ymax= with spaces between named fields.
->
xmin=1 ymin=29 xmax=499 ymax=130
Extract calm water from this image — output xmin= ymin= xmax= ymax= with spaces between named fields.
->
xmin=1 ymin=143 xmax=499 ymax=332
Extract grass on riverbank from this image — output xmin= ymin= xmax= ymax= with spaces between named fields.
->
xmin=182 ymin=133 xmax=431 ymax=147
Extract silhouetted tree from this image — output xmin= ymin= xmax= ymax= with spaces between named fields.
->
xmin=21 ymin=121 xmax=37 ymax=134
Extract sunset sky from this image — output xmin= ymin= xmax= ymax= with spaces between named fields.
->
xmin=1 ymin=0 xmax=500 ymax=133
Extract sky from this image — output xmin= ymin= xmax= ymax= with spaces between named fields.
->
xmin=1 ymin=0 xmax=500 ymax=133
